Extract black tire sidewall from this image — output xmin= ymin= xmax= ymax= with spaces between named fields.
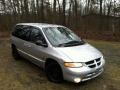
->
xmin=11 ymin=45 xmax=20 ymax=60
xmin=45 ymin=62 xmax=63 ymax=83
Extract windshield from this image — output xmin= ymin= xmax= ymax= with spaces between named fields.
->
xmin=43 ymin=27 xmax=85 ymax=47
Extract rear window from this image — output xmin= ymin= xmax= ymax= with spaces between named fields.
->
xmin=12 ymin=25 xmax=31 ymax=41
xmin=12 ymin=25 xmax=25 ymax=37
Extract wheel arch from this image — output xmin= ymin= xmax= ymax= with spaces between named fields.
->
xmin=45 ymin=58 xmax=60 ymax=67
xmin=45 ymin=58 xmax=63 ymax=73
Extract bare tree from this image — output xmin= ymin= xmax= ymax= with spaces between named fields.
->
xmin=100 ymin=0 xmax=103 ymax=15
xmin=107 ymin=0 xmax=112 ymax=16
xmin=1 ymin=0 xmax=6 ymax=13
xmin=62 ymin=0 xmax=66 ymax=25
xmin=41 ymin=0 xmax=45 ymax=22
xmin=68 ymin=0 xmax=73 ymax=26
xmin=74 ymin=0 xmax=78 ymax=27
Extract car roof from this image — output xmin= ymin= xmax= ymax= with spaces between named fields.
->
xmin=16 ymin=23 xmax=63 ymax=28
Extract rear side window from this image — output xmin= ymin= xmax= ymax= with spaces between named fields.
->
xmin=12 ymin=25 xmax=24 ymax=37
xmin=12 ymin=25 xmax=31 ymax=41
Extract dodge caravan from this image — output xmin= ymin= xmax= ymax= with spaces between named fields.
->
xmin=11 ymin=23 xmax=105 ymax=83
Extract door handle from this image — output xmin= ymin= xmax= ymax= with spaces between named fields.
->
xmin=24 ymin=43 xmax=31 ymax=47
xmin=27 ymin=45 xmax=31 ymax=47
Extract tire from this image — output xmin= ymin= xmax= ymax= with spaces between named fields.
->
xmin=11 ymin=44 xmax=21 ymax=60
xmin=45 ymin=61 xmax=63 ymax=83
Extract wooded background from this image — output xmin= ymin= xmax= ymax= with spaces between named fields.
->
xmin=0 ymin=0 xmax=120 ymax=41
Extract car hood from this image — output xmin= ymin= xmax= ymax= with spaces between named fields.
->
xmin=56 ymin=43 xmax=103 ymax=62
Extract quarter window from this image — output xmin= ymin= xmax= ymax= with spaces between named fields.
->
xmin=12 ymin=25 xmax=31 ymax=41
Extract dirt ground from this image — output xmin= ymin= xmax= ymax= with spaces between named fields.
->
xmin=0 ymin=38 xmax=120 ymax=90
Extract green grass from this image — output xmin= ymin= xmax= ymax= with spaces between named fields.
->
xmin=0 ymin=38 xmax=120 ymax=90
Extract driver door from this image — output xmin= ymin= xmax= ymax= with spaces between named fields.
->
xmin=28 ymin=26 xmax=48 ymax=67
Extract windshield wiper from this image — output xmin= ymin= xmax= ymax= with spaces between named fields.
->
xmin=66 ymin=40 xmax=80 ymax=44
xmin=58 ymin=40 xmax=85 ymax=47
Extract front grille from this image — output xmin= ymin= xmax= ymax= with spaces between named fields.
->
xmin=97 ymin=62 xmax=101 ymax=66
xmin=85 ymin=60 xmax=94 ymax=65
xmin=96 ymin=58 xmax=101 ymax=62
xmin=89 ymin=64 xmax=96 ymax=68
xmin=85 ymin=58 xmax=101 ymax=68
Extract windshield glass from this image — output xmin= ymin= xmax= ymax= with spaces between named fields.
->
xmin=43 ymin=27 xmax=85 ymax=47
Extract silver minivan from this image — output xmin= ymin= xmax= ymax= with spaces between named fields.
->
xmin=11 ymin=23 xmax=105 ymax=83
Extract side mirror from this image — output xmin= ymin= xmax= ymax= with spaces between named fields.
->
xmin=35 ymin=40 xmax=48 ymax=47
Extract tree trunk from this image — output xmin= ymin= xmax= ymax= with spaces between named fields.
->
xmin=100 ymin=0 xmax=103 ymax=15
xmin=41 ymin=0 xmax=45 ymax=22
xmin=62 ymin=0 xmax=66 ymax=25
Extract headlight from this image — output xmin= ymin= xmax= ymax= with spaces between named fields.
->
xmin=64 ymin=62 xmax=83 ymax=68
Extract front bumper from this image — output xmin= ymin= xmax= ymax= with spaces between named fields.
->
xmin=62 ymin=65 xmax=104 ymax=83
xmin=81 ymin=67 xmax=103 ymax=81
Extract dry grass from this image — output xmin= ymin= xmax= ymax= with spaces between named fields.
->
xmin=0 ymin=38 xmax=120 ymax=90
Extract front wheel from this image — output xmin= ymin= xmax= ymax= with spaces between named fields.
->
xmin=45 ymin=62 xmax=63 ymax=83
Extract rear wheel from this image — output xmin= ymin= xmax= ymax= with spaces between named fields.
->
xmin=45 ymin=61 xmax=63 ymax=83
xmin=11 ymin=44 xmax=21 ymax=60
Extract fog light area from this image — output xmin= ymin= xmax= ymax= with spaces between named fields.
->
xmin=74 ymin=78 xmax=81 ymax=83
